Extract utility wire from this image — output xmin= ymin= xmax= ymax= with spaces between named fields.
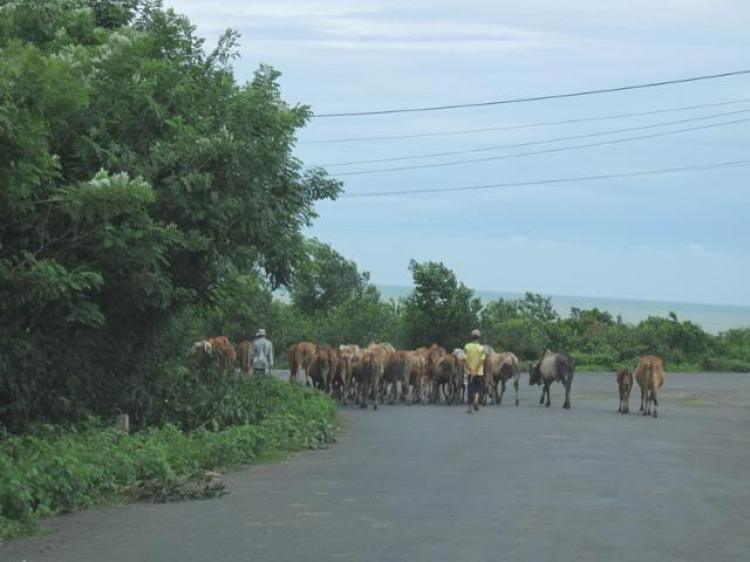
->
xmin=314 ymin=69 xmax=750 ymax=118
xmin=301 ymin=97 xmax=750 ymax=144
xmin=340 ymin=160 xmax=750 ymax=198
xmin=319 ymin=108 xmax=750 ymax=167
xmin=333 ymin=117 xmax=750 ymax=176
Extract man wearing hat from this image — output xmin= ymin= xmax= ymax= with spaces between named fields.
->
xmin=464 ymin=329 xmax=486 ymax=413
xmin=251 ymin=328 xmax=274 ymax=376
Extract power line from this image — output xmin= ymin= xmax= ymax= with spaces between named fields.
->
xmin=319 ymin=108 xmax=750 ymax=167
xmin=313 ymin=69 xmax=750 ymax=118
xmin=340 ymin=160 xmax=750 ymax=198
xmin=302 ymin=98 xmax=750 ymax=144
xmin=333 ymin=117 xmax=750 ymax=176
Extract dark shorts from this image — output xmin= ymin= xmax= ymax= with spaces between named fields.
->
xmin=470 ymin=376 xmax=485 ymax=395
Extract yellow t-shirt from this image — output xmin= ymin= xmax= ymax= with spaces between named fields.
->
xmin=464 ymin=342 xmax=485 ymax=376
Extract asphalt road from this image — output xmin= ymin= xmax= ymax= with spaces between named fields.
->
xmin=4 ymin=372 xmax=750 ymax=562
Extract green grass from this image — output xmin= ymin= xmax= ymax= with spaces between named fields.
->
xmin=0 ymin=377 xmax=337 ymax=541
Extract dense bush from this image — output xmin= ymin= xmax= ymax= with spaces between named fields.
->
xmin=0 ymin=0 xmax=339 ymax=430
xmin=0 ymin=376 xmax=336 ymax=538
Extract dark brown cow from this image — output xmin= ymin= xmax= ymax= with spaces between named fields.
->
xmin=617 ymin=369 xmax=634 ymax=414
xmin=635 ymin=356 xmax=665 ymax=418
xmin=529 ymin=351 xmax=574 ymax=409
xmin=288 ymin=342 xmax=317 ymax=385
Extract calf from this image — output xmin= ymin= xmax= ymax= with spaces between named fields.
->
xmin=635 ymin=356 xmax=665 ymax=418
xmin=529 ymin=351 xmax=574 ymax=409
xmin=617 ymin=369 xmax=633 ymax=413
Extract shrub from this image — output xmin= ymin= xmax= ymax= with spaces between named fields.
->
xmin=0 ymin=377 xmax=336 ymax=539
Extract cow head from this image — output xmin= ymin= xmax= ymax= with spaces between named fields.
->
xmin=529 ymin=362 xmax=542 ymax=385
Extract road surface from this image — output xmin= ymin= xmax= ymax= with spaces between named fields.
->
xmin=4 ymin=372 xmax=750 ymax=562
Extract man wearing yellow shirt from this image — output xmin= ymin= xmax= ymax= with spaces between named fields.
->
xmin=464 ymin=329 xmax=486 ymax=413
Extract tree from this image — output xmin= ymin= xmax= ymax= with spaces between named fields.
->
xmin=289 ymin=239 xmax=367 ymax=315
xmin=0 ymin=1 xmax=340 ymax=428
xmin=481 ymin=298 xmax=549 ymax=359
xmin=402 ymin=260 xmax=481 ymax=350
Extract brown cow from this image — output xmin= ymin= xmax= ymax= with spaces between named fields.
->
xmin=308 ymin=346 xmax=338 ymax=392
xmin=617 ymin=369 xmax=634 ymax=414
xmin=330 ymin=350 xmax=353 ymax=404
xmin=238 ymin=341 xmax=252 ymax=374
xmin=288 ymin=342 xmax=317 ymax=385
xmin=416 ymin=344 xmax=446 ymax=403
xmin=400 ymin=351 xmax=428 ymax=405
xmin=635 ymin=356 xmax=665 ymax=418
xmin=205 ymin=336 xmax=230 ymax=349
xmin=339 ymin=344 xmax=364 ymax=362
xmin=367 ymin=342 xmax=396 ymax=353
xmin=484 ymin=349 xmax=521 ymax=406
xmin=198 ymin=337 xmax=235 ymax=372
xmin=381 ymin=351 xmax=405 ymax=404
xmin=356 ymin=346 xmax=389 ymax=410
xmin=432 ymin=354 xmax=462 ymax=404
xmin=213 ymin=341 xmax=236 ymax=372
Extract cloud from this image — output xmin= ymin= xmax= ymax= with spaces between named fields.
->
xmin=170 ymin=0 xmax=388 ymax=19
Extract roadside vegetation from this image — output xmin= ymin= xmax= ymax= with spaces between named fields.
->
xmin=1 ymin=0 xmax=748 ymax=541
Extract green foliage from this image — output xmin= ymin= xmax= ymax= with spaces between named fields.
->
xmin=402 ymin=260 xmax=482 ymax=350
xmin=0 ymin=376 xmax=336 ymax=538
xmin=311 ymin=285 xmax=401 ymax=348
xmin=0 ymin=1 xmax=339 ymax=429
xmin=290 ymin=238 xmax=368 ymax=315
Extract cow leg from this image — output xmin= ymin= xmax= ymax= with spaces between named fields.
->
xmin=444 ymin=381 xmax=454 ymax=405
xmin=360 ymin=380 xmax=368 ymax=409
xmin=563 ymin=380 xmax=571 ymax=410
xmin=539 ymin=387 xmax=545 ymax=405
xmin=652 ymin=388 xmax=659 ymax=418
xmin=639 ymin=387 xmax=645 ymax=412
xmin=498 ymin=379 xmax=507 ymax=405
xmin=545 ymin=383 xmax=551 ymax=407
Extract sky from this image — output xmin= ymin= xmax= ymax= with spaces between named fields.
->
xmin=167 ymin=0 xmax=750 ymax=306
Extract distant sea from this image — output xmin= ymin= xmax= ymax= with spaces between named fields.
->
xmin=376 ymin=284 xmax=750 ymax=335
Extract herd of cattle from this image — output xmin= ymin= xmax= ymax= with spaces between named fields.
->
xmin=191 ymin=337 xmax=666 ymax=417
xmin=286 ymin=342 xmax=666 ymax=418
